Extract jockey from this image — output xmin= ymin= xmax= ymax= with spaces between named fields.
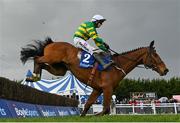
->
xmin=73 ymin=14 xmax=114 ymax=69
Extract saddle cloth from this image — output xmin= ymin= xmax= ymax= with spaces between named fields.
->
xmin=79 ymin=51 xmax=112 ymax=71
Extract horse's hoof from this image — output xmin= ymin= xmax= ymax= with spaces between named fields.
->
xmin=95 ymin=110 xmax=110 ymax=116
xmin=95 ymin=112 xmax=104 ymax=116
xmin=25 ymin=76 xmax=40 ymax=82
xmin=25 ymin=77 xmax=35 ymax=82
xmin=80 ymin=114 xmax=86 ymax=117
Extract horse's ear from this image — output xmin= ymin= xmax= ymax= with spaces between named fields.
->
xmin=150 ymin=40 xmax=155 ymax=48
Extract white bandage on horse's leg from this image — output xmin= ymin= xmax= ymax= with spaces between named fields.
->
xmin=33 ymin=73 xmax=40 ymax=78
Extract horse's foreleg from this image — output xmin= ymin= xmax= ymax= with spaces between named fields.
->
xmin=81 ymin=89 xmax=102 ymax=116
xmin=96 ymin=87 xmax=113 ymax=116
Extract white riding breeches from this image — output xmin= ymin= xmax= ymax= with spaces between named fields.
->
xmin=73 ymin=37 xmax=97 ymax=55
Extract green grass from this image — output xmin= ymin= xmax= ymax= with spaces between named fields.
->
xmin=0 ymin=114 xmax=180 ymax=122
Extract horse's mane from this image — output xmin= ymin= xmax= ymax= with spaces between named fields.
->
xmin=112 ymin=47 xmax=146 ymax=57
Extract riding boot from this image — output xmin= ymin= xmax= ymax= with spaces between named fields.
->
xmin=93 ymin=53 xmax=114 ymax=69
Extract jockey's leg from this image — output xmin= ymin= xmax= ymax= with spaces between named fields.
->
xmin=74 ymin=37 xmax=114 ymax=69
xmin=81 ymin=89 xmax=102 ymax=116
xmin=73 ymin=37 xmax=95 ymax=55
xmin=93 ymin=52 xmax=114 ymax=69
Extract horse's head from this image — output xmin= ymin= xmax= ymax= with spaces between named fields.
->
xmin=143 ymin=41 xmax=169 ymax=76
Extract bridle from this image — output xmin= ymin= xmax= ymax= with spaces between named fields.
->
xmin=144 ymin=47 xmax=155 ymax=69
xmin=109 ymin=46 xmax=162 ymax=74
xmin=143 ymin=47 xmax=163 ymax=72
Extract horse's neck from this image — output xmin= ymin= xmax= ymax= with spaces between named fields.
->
xmin=116 ymin=48 xmax=147 ymax=74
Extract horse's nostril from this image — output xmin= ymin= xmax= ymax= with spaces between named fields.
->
xmin=164 ymin=69 xmax=169 ymax=74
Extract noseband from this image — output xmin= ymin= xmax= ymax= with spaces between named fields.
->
xmin=144 ymin=48 xmax=154 ymax=69
xmin=144 ymin=48 xmax=163 ymax=71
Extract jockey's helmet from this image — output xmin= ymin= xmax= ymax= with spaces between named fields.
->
xmin=91 ymin=15 xmax=106 ymax=23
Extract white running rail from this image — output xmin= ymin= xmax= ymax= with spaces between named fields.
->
xmin=79 ymin=103 xmax=180 ymax=115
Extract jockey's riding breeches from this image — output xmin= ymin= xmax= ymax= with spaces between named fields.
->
xmin=73 ymin=37 xmax=97 ymax=55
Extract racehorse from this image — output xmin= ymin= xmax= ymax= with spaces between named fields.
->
xmin=20 ymin=38 xmax=168 ymax=116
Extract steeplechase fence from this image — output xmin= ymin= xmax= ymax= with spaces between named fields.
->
xmin=0 ymin=98 xmax=79 ymax=118
xmin=0 ymin=77 xmax=80 ymax=118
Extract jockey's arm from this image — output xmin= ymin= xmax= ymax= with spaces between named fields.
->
xmin=94 ymin=38 xmax=108 ymax=52
xmin=87 ymin=26 xmax=107 ymax=51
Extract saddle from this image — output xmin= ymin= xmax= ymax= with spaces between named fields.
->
xmin=78 ymin=50 xmax=113 ymax=84
xmin=79 ymin=51 xmax=112 ymax=71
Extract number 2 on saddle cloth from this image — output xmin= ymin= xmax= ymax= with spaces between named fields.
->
xmin=79 ymin=51 xmax=112 ymax=71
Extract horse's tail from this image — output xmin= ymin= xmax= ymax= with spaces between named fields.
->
xmin=20 ymin=37 xmax=53 ymax=64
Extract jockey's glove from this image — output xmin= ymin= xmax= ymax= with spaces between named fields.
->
xmin=103 ymin=42 xmax=110 ymax=50
xmin=98 ymin=44 xmax=108 ymax=52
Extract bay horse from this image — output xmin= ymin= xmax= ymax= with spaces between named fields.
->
xmin=20 ymin=38 xmax=168 ymax=116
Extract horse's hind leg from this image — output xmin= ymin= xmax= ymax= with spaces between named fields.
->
xmin=32 ymin=56 xmax=49 ymax=81
xmin=81 ymin=90 xmax=102 ymax=116
xmin=33 ymin=56 xmax=67 ymax=79
xmin=31 ymin=57 xmax=43 ymax=81
xmin=41 ymin=63 xmax=67 ymax=76
xmin=25 ymin=59 xmax=42 ymax=82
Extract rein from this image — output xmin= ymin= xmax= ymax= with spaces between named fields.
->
xmin=109 ymin=48 xmax=137 ymax=62
xmin=109 ymin=46 xmax=163 ymax=73
xmin=109 ymin=48 xmax=146 ymax=69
